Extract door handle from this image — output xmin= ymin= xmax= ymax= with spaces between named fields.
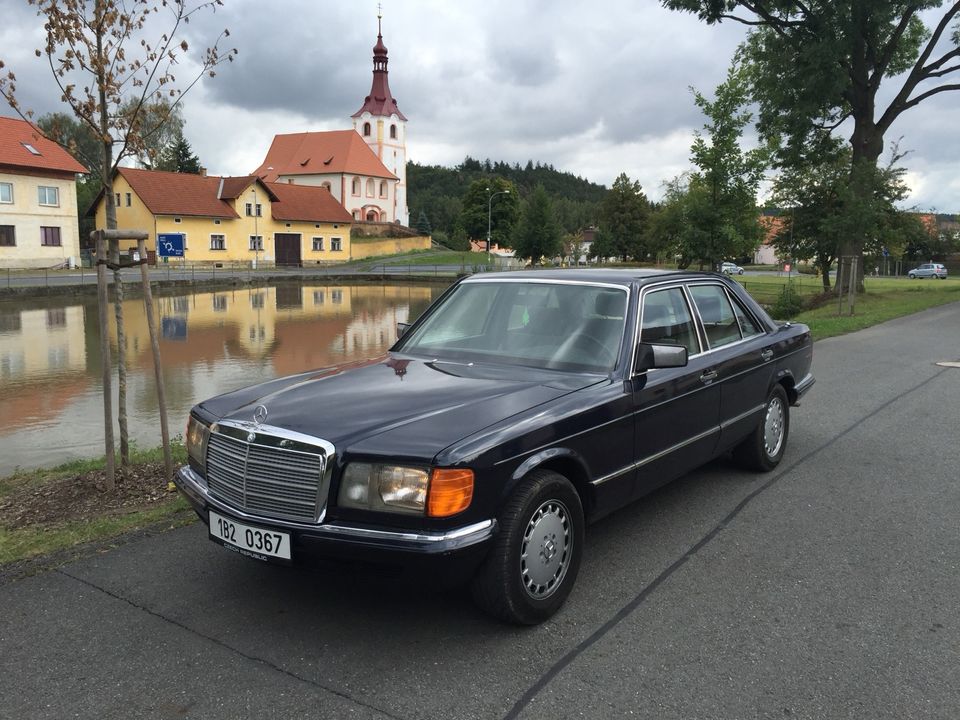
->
xmin=699 ymin=369 xmax=718 ymax=384
xmin=760 ymin=349 xmax=774 ymax=362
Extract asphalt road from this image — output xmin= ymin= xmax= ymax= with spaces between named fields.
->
xmin=2 ymin=302 xmax=959 ymax=720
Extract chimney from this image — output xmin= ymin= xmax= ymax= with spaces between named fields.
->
xmin=200 ymin=167 xmax=207 ymax=177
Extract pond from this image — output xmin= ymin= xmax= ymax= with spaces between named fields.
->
xmin=0 ymin=281 xmax=446 ymax=474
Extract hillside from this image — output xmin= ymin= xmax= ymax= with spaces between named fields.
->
xmin=407 ymin=157 xmax=607 ymax=238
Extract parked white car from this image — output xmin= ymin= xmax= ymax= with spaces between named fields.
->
xmin=720 ymin=262 xmax=744 ymax=275
xmin=907 ymin=263 xmax=948 ymax=279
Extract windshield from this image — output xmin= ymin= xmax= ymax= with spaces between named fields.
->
xmin=396 ymin=280 xmax=628 ymax=373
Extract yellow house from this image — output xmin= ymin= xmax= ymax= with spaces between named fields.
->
xmin=0 ymin=116 xmax=87 ymax=269
xmin=90 ymin=167 xmax=353 ymax=265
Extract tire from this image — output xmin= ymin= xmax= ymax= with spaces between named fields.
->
xmin=738 ymin=269 xmax=744 ymax=275
xmin=733 ymin=384 xmax=790 ymax=472
xmin=908 ymin=273 xmax=916 ymax=279
xmin=470 ymin=470 xmax=584 ymax=625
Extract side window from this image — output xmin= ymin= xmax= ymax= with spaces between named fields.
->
xmin=689 ymin=285 xmax=741 ymax=349
xmin=730 ymin=294 xmax=763 ymax=338
xmin=640 ymin=288 xmax=700 ymax=356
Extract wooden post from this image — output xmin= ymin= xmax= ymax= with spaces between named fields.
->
xmin=94 ymin=230 xmax=115 ymax=490
xmin=138 ymin=237 xmax=173 ymax=480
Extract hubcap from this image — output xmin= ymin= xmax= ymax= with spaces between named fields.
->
xmin=764 ymin=396 xmax=785 ymax=458
xmin=520 ymin=499 xmax=571 ymax=599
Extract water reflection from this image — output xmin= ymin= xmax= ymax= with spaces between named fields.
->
xmin=0 ymin=282 xmax=443 ymax=473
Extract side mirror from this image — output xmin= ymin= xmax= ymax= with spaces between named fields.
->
xmin=634 ymin=342 xmax=688 ymax=373
xmin=396 ymin=322 xmax=411 ymax=339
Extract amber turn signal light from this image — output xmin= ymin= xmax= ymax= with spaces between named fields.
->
xmin=427 ymin=468 xmax=474 ymax=517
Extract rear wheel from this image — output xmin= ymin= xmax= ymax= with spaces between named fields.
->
xmin=471 ymin=470 xmax=584 ymax=625
xmin=733 ymin=384 xmax=790 ymax=472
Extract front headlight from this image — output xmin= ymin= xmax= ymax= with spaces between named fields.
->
xmin=338 ymin=463 xmax=474 ymax=517
xmin=186 ymin=415 xmax=210 ymax=470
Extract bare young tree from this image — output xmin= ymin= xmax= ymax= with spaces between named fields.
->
xmin=1 ymin=0 xmax=236 ymax=488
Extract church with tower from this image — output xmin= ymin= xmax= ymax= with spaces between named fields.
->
xmin=253 ymin=14 xmax=410 ymax=226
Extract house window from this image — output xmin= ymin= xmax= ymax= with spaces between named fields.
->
xmin=38 ymin=186 xmax=59 ymax=207
xmin=0 ymin=182 xmax=12 ymax=203
xmin=40 ymin=226 xmax=62 ymax=246
xmin=21 ymin=142 xmax=41 ymax=155
xmin=363 ymin=122 xmax=371 ymax=136
xmin=174 ymin=217 xmax=182 ymax=223
xmin=365 ymin=178 xmax=375 ymax=197
xmin=312 ymin=237 xmax=324 ymax=251
xmin=46 ymin=308 xmax=67 ymax=327
xmin=256 ymin=204 xmax=262 ymax=217
xmin=352 ymin=210 xmax=360 ymax=220
xmin=379 ymin=180 xmax=387 ymax=198
xmin=245 ymin=203 xmax=252 ymax=216
xmin=331 ymin=289 xmax=343 ymax=304
xmin=351 ymin=177 xmax=360 ymax=196
xmin=115 ymin=192 xmax=121 ymax=207
xmin=249 ymin=235 xmax=263 ymax=251
xmin=390 ymin=124 xmax=397 ymax=139
xmin=0 ymin=226 xmax=15 ymax=246
xmin=331 ymin=237 xmax=342 ymax=252
xmin=250 ymin=292 xmax=265 ymax=309
xmin=210 ymin=234 xmax=226 ymax=250
xmin=212 ymin=295 xmax=228 ymax=312
xmin=125 ymin=192 xmax=132 ymax=207
xmin=214 ymin=219 xmax=221 ymax=225
xmin=313 ymin=291 xmax=324 ymax=305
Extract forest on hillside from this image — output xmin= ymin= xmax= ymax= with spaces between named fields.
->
xmin=407 ymin=157 xmax=607 ymax=241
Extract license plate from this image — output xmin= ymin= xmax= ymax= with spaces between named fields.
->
xmin=209 ymin=510 xmax=291 ymax=562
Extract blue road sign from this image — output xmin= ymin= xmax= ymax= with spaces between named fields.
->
xmin=157 ymin=233 xmax=185 ymax=257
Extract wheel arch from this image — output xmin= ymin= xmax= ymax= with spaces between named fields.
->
xmin=507 ymin=449 xmax=595 ymax=518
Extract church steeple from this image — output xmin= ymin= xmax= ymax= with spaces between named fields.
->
xmin=352 ymin=10 xmax=406 ymax=120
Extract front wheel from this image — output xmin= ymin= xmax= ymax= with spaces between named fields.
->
xmin=733 ymin=384 xmax=790 ymax=472
xmin=471 ymin=470 xmax=584 ymax=624
xmin=908 ymin=273 xmax=916 ymax=279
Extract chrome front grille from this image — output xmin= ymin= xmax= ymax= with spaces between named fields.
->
xmin=205 ymin=424 xmax=333 ymax=523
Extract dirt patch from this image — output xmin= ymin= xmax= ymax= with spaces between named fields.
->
xmin=0 ymin=462 xmax=177 ymax=530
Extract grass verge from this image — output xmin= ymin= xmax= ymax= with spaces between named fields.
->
xmin=0 ymin=443 xmax=194 ymax=568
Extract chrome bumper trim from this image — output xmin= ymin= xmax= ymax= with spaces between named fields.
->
xmin=175 ymin=465 xmax=495 ymax=551
xmin=794 ymin=373 xmax=815 ymax=400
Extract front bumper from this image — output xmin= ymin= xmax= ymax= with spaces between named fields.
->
xmin=174 ymin=465 xmax=496 ymax=559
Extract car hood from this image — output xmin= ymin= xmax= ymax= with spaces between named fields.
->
xmin=197 ymin=354 xmax=598 ymax=461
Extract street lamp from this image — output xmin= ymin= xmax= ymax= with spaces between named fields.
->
xmin=486 ymin=187 xmax=510 ymax=269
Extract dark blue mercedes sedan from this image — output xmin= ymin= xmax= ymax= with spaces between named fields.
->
xmin=176 ymin=269 xmax=814 ymax=624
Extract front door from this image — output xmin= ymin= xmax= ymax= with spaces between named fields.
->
xmin=631 ymin=285 xmax=721 ymax=498
xmin=275 ymin=233 xmax=302 ymax=267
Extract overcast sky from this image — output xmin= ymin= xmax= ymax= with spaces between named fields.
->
xmin=2 ymin=0 xmax=957 ymax=211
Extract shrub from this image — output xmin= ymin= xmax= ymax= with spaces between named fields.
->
xmin=769 ymin=282 xmax=804 ymax=319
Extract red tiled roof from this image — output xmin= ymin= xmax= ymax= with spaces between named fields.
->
xmin=118 ymin=167 xmax=238 ymax=218
xmin=267 ymin=182 xmax=353 ymax=223
xmin=0 ymin=115 xmax=88 ymax=174
xmin=252 ymin=130 xmax=397 ymax=182
xmin=217 ymin=175 xmax=259 ymax=200
xmin=759 ymin=215 xmax=787 ymax=245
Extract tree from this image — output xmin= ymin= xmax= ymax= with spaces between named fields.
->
xmin=665 ymin=0 xmax=960 ymax=289
xmin=154 ymin=135 xmax=203 ymax=173
xmin=512 ymin=184 xmax=561 ymax=264
xmin=0 ymin=0 xmax=236 ymax=485
xmin=683 ymin=65 xmax=766 ymax=269
xmin=125 ymin=99 xmax=185 ymax=169
xmin=598 ymin=173 xmax=651 ymax=261
xmin=415 ymin=210 xmax=432 ymax=235
xmin=459 ymin=177 xmax=520 ymax=247
xmin=772 ymin=138 xmax=919 ymax=288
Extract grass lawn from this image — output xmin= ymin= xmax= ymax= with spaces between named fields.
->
xmin=735 ymin=275 xmax=960 ymax=340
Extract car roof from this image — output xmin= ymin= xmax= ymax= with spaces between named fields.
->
xmin=462 ymin=268 xmax=726 ymax=287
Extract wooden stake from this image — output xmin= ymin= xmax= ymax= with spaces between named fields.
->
xmin=138 ymin=238 xmax=173 ymax=480
xmin=94 ymin=230 xmax=115 ymax=490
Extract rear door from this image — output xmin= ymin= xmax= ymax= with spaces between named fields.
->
xmin=686 ymin=282 xmax=775 ymax=453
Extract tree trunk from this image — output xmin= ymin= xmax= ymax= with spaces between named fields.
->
xmin=818 ymin=258 xmax=832 ymax=292
xmin=111 ymin=245 xmax=129 ymax=468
